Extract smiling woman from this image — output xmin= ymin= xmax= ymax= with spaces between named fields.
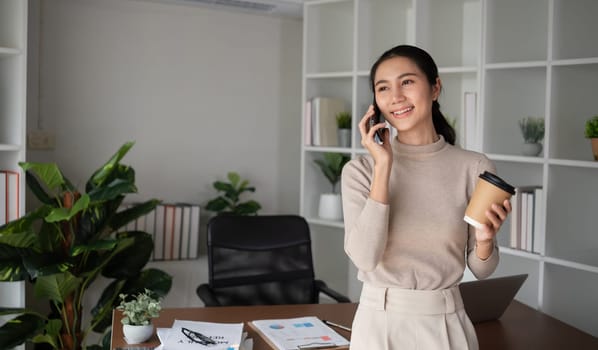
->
xmin=341 ymin=45 xmax=512 ymax=350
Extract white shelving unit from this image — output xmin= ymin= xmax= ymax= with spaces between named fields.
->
xmin=0 ymin=0 xmax=28 ymax=340
xmin=300 ymin=0 xmax=598 ymax=337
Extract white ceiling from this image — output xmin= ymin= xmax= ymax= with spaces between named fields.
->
xmin=155 ymin=0 xmax=308 ymax=18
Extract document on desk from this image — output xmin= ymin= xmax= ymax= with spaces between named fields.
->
xmin=249 ymin=316 xmax=349 ymax=350
xmin=159 ymin=319 xmax=244 ymax=350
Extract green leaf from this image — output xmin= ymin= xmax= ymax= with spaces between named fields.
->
xmin=23 ymin=171 xmax=56 ymax=205
xmin=0 ymin=313 xmax=46 ymax=349
xmin=34 ymin=272 xmax=82 ymax=303
xmin=227 ymin=172 xmax=240 ymax=187
xmin=90 ymin=279 xmax=126 ymax=333
xmin=102 ymin=232 xmax=153 ymax=279
xmin=18 ymin=162 xmax=65 ymax=192
xmin=205 ymin=197 xmax=231 ymax=212
xmin=0 ymin=231 xmax=37 ymax=248
xmin=88 ymin=142 xmax=135 ymax=187
xmin=45 ymin=194 xmax=90 ymax=223
xmin=110 ymin=199 xmax=160 ymax=231
xmin=71 ymin=239 xmax=118 ymax=257
xmin=235 ymin=201 xmax=262 ymax=215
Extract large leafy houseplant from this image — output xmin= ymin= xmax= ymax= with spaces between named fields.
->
xmin=0 ymin=142 xmax=172 ymax=350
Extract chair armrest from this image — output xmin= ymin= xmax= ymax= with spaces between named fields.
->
xmin=314 ymin=279 xmax=351 ymax=303
xmin=196 ymin=284 xmax=222 ymax=307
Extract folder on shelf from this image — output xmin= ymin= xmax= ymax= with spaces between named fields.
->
xmin=249 ymin=316 xmax=349 ymax=350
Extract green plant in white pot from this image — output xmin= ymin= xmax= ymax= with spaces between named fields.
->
xmin=336 ymin=112 xmax=352 ymax=147
xmin=585 ymin=115 xmax=598 ymax=161
xmin=117 ymin=289 xmax=162 ymax=344
xmin=313 ymin=153 xmax=350 ymax=221
xmin=518 ymin=116 xmax=545 ymax=156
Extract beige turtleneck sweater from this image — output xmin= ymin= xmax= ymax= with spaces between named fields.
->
xmin=341 ymin=135 xmax=499 ymax=290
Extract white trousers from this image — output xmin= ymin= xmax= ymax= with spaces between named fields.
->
xmin=350 ymin=283 xmax=478 ymax=350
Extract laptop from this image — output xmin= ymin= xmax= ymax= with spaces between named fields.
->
xmin=459 ymin=274 xmax=528 ymax=323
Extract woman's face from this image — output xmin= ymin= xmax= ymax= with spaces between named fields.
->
xmin=373 ymin=56 xmax=440 ymax=138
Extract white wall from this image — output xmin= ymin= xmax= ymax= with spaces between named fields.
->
xmin=27 ymin=0 xmax=302 ymax=214
xmin=24 ymin=0 xmax=309 ymax=321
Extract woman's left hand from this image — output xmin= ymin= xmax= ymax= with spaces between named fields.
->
xmin=475 ymin=199 xmax=512 ymax=242
xmin=474 ymin=199 xmax=511 ymax=260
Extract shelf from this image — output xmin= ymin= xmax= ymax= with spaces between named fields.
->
xmin=543 ymin=264 xmax=598 ymax=336
xmin=416 ymin=0 xmax=481 ymax=68
xmin=483 ymin=67 xmax=546 ymax=156
xmin=487 ymin=154 xmax=545 ymax=164
xmin=552 ymin=0 xmax=598 ymax=60
xmin=485 ymin=0 xmax=548 ymax=64
xmin=305 ymin=0 xmax=354 ymax=74
xmin=499 ymin=246 xmax=542 ymax=261
xmin=550 ymin=63 xmax=598 ymax=161
xmin=356 ymin=0 xmax=414 ymax=72
xmin=548 ymin=158 xmax=598 ymax=169
xmin=0 ymin=47 xmax=20 ymax=56
xmin=485 ymin=61 xmax=548 ymax=70
xmin=552 ymin=57 xmax=598 ymax=66
xmin=306 ymin=72 xmax=353 ymax=79
xmin=304 ymin=146 xmax=352 ymax=153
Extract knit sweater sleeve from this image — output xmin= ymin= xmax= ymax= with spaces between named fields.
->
xmin=466 ymin=155 xmax=500 ymax=279
xmin=341 ymin=158 xmax=390 ymax=272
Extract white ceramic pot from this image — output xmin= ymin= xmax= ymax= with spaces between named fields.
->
xmin=318 ymin=193 xmax=343 ymax=220
xmin=522 ymin=142 xmax=542 ymax=157
xmin=123 ymin=324 xmax=154 ymax=344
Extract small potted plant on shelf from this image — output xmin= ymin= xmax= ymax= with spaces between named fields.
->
xmin=518 ymin=116 xmax=545 ymax=156
xmin=313 ymin=152 xmax=351 ymax=221
xmin=205 ymin=171 xmax=262 ymax=216
xmin=584 ymin=115 xmax=598 ymax=161
xmin=336 ymin=111 xmax=352 ymax=147
xmin=117 ymin=289 xmax=163 ymax=344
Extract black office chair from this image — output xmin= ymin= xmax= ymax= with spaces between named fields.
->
xmin=196 ymin=215 xmax=351 ymax=306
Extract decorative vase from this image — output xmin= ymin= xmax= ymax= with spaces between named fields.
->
xmin=123 ymin=324 xmax=154 ymax=344
xmin=522 ymin=142 xmax=542 ymax=157
xmin=337 ymin=129 xmax=351 ymax=147
xmin=591 ymin=138 xmax=598 ymax=161
xmin=318 ymin=193 xmax=343 ymax=220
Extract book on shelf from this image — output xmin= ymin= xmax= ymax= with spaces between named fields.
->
xmin=304 ymin=99 xmax=312 ymax=145
xmin=531 ymin=187 xmax=544 ymax=254
xmin=249 ymin=316 xmax=350 ymax=350
xmin=311 ymin=97 xmax=347 ymax=147
xmin=154 ymin=204 xmax=166 ymax=260
xmin=508 ymin=186 xmax=542 ymax=253
xmin=0 ymin=170 xmax=20 ymax=225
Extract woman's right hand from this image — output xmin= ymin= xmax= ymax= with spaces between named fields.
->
xmin=359 ymin=105 xmax=392 ymax=167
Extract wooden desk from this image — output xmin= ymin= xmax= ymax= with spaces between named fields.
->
xmin=111 ymin=301 xmax=598 ymax=349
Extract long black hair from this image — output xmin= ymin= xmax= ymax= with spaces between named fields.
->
xmin=369 ymin=45 xmax=456 ymax=145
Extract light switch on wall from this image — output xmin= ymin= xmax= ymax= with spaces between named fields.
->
xmin=27 ymin=130 xmax=56 ymax=150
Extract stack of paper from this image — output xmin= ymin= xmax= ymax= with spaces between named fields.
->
xmin=249 ymin=316 xmax=349 ymax=350
xmin=155 ymin=319 xmax=250 ymax=350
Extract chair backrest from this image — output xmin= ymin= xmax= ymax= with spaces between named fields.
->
xmin=206 ymin=215 xmax=318 ymax=305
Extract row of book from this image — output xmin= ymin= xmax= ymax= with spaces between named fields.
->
xmin=0 ymin=170 xmax=20 ymax=225
xmin=124 ymin=203 xmax=201 ymax=261
xmin=304 ymin=96 xmax=348 ymax=147
xmin=508 ymin=186 xmax=544 ymax=254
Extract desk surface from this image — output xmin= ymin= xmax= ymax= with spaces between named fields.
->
xmin=111 ymin=301 xmax=598 ymax=350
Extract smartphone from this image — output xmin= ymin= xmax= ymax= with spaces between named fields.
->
xmin=369 ymin=99 xmax=384 ymax=144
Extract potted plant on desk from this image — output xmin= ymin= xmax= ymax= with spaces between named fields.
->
xmin=117 ymin=289 xmax=162 ymax=344
xmin=314 ymin=152 xmax=350 ymax=221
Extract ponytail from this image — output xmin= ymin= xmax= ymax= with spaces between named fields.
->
xmin=432 ymin=100 xmax=456 ymax=145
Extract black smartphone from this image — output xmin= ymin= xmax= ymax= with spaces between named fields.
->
xmin=369 ymin=99 xmax=384 ymax=144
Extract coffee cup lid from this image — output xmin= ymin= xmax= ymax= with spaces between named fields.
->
xmin=479 ymin=171 xmax=515 ymax=195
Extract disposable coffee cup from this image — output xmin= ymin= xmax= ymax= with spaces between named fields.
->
xmin=464 ymin=171 xmax=515 ymax=229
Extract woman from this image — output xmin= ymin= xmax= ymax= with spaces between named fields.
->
xmin=341 ymin=45 xmax=511 ymax=349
